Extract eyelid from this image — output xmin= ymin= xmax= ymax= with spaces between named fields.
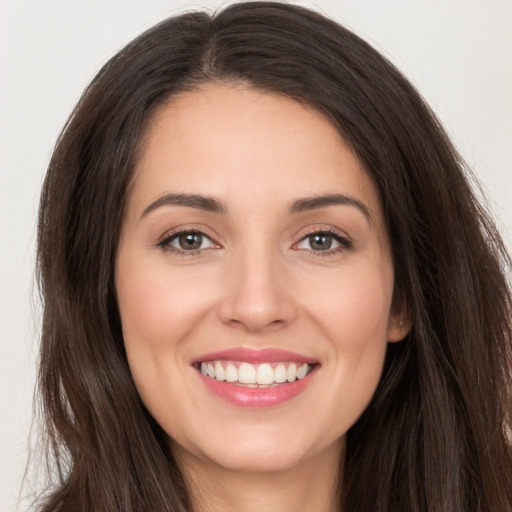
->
xmin=156 ymin=225 xmax=222 ymax=255
xmin=292 ymin=226 xmax=353 ymax=254
xmin=154 ymin=224 xmax=352 ymax=257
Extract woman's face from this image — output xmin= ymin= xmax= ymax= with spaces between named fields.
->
xmin=116 ymin=84 xmax=409 ymax=474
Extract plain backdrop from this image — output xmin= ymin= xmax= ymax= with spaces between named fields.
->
xmin=1 ymin=0 xmax=511 ymax=510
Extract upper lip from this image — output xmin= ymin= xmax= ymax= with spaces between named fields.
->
xmin=191 ymin=347 xmax=318 ymax=365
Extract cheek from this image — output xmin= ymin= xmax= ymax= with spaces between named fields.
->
xmin=115 ymin=256 xmax=227 ymax=418
xmin=117 ymin=258 xmax=215 ymax=352
xmin=300 ymin=265 xmax=392 ymax=423
xmin=115 ymin=257 xmax=212 ymax=425
xmin=305 ymin=264 xmax=393 ymax=347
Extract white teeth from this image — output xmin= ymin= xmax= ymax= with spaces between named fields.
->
xmin=296 ymin=363 xmax=308 ymax=379
xmin=199 ymin=360 xmax=313 ymax=385
xmin=238 ymin=362 xmax=256 ymax=384
xmin=256 ymin=363 xmax=275 ymax=385
xmin=286 ymin=363 xmax=297 ymax=382
xmin=215 ymin=361 xmax=226 ymax=381
xmin=274 ymin=363 xmax=287 ymax=383
xmin=225 ymin=363 xmax=238 ymax=383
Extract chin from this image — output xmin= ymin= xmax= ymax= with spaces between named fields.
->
xmin=171 ymin=419 xmax=343 ymax=475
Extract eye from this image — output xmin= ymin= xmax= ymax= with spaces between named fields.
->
xmin=295 ymin=231 xmax=351 ymax=252
xmin=159 ymin=230 xmax=216 ymax=253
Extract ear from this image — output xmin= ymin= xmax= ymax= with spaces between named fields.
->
xmin=386 ymin=289 xmax=413 ymax=343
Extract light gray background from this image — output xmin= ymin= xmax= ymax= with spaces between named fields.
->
xmin=1 ymin=1 xmax=511 ymax=510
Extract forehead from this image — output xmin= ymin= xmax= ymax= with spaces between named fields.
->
xmin=130 ymin=83 xmax=382 ymax=221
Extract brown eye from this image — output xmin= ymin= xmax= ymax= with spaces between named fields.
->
xmin=177 ymin=233 xmax=203 ymax=250
xmin=296 ymin=231 xmax=351 ymax=253
xmin=309 ymin=233 xmax=334 ymax=251
xmin=162 ymin=231 xmax=215 ymax=252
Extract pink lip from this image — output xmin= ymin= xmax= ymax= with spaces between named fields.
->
xmin=197 ymin=368 xmax=317 ymax=408
xmin=191 ymin=347 xmax=316 ymax=365
xmin=192 ymin=347 xmax=319 ymax=408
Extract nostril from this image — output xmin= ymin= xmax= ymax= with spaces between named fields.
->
xmin=225 ymin=317 xmax=287 ymax=333
xmin=217 ymin=274 xmax=298 ymax=332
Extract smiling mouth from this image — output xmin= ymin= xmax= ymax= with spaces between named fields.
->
xmin=195 ymin=361 xmax=315 ymax=387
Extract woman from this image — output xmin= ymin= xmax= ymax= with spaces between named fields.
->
xmin=35 ymin=2 xmax=512 ymax=511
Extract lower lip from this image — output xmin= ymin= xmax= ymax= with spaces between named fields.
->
xmin=197 ymin=368 xmax=316 ymax=408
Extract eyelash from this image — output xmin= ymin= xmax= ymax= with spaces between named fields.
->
xmin=156 ymin=228 xmax=217 ymax=257
xmin=295 ymin=228 xmax=353 ymax=257
xmin=156 ymin=227 xmax=353 ymax=257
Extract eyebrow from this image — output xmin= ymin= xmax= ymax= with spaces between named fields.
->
xmin=288 ymin=194 xmax=371 ymax=221
xmin=140 ymin=192 xmax=370 ymax=221
xmin=140 ymin=193 xmax=227 ymax=218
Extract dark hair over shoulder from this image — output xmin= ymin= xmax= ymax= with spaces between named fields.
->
xmin=36 ymin=2 xmax=512 ymax=511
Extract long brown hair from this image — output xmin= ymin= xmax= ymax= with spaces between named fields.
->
xmin=36 ymin=2 xmax=512 ymax=511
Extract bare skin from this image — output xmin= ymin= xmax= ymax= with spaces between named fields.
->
xmin=116 ymin=83 xmax=411 ymax=511
xmin=178 ymin=439 xmax=343 ymax=512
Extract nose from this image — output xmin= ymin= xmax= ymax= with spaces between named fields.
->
xmin=218 ymin=247 xmax=297 ymax=333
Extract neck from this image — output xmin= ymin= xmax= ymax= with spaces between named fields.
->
xmin=178 ymin=441 xmax=344 ymax=512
